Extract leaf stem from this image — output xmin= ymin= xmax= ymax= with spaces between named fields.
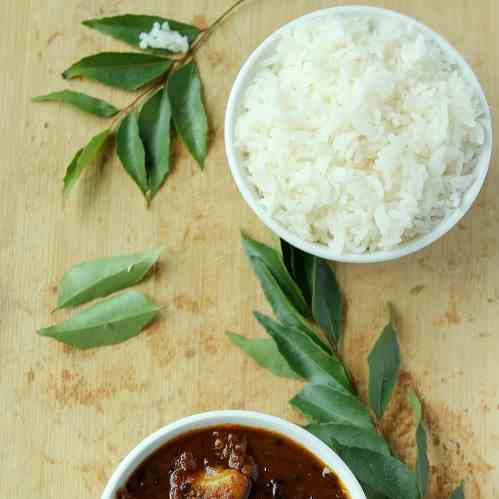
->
xmin=190 ymin=0 xmax=248 ymax=54
xmin=110 ymin=84 xmax=158 ymax=128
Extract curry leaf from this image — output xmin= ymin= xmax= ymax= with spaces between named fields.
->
xmin=307 ymin=422 xmax=391 ymax=456
xmin=450 ymin=482 xmax=465 ymax=499
xmin=368 ymin=314 xmax=400 ymax=418
xmin=168 ymin=60 xmax=208 ymax=168
xmin=82 ymin=15 xmax=200 ymax=52
xmin=408 ymin=387 xmax=422 ymax=424
xmin=250 ymin=259 xmax=329 ymax=352
xmin=280 ymin=239 xmax=314 ymax=305
xmin=280 ymin=239 xmax=294 ymax=279
xmin=32 ymin=90 xmax=119 ymax=118
xmin=57 ymin=247 xmax=162 ymax=308
xmin=63 ymin=129 xmax=110 ymax=193
xmin=63 ymin=149 xmax=83 ymax=191
xmin=408 ymin=389 xmax=429 ymax=499
xmin=339 ymin=448 xmax=418 ymax=499
xmin=243 ymin=233 xmax=310 ymax=318
xmin=361 ymin=484 xmax=391 ymax=499
xmin=116 ymin=112 xmax=148 ymax=195
xmin=240 ymin=234 xmax=331 ymax=356
xmin=226 ymin=332 xmax=299 ymax=379
xmin=138 ymin=88 xmax=171 ymax=198
xmin=117 ymin=112 xmax=148 ymax=196
xmin=291 ymin=384 xmax=372 ymax=429
xmin=415 ymin=425 xmax=429 ymax=498
xmin=254 ymin=312 xmax=351 ymax=391
xmin=63 ymin=52 xmax=172 ymax=91
xmin=38 ymin=291 xmax=159 ymax=349
xmin=250 ymin=258 xmax=303 ymax=329
xmin=311 ymin=258 xmax=343 ymax=349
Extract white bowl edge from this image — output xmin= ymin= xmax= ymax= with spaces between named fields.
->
xmin=101 ymin=410 xmax=367 ymax=499
xmin=224 ymin=5 xmax=493 ymax=264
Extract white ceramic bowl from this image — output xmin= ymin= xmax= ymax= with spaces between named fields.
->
xmin=101 ymin=410 xmax=367 ymax=499
xmin=225 ymin=6 xmax=492 ymax=263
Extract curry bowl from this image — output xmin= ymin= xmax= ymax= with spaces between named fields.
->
xmin=101 ymin=410 xmax=366 ymax=499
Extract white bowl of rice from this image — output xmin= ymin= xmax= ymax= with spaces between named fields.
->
xmin=225 ymin=6 xmax=492 ymax=263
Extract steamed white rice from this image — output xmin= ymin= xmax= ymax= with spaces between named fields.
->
xmin=235 ymin=14 xmax=486 ymax=253
xmin=139 ymin=22 xmax=189 ymax=53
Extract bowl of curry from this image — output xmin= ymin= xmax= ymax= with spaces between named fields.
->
xmin=101 ymin=410 xmax=366 ymax=499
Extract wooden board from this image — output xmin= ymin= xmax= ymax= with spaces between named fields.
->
xmin=1 ymin=0 xmax=497 ymax=497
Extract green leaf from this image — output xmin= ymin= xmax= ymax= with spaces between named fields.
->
xmin=311 ymin=258 xmax=343 ymax=349
xmin=242 ymin=235 xmax=328 ymax=353
xmin=450 ymin=482 xmax=465 ymax=499
xmin=307 ymin=419 xmax=393 ymax=499
xmin=168 ymin=61 xmax=208 ymax=168
xmin=280 ymin=239 xmax=294 ymax=278
xmin=361 ymin=484 xmax=391 ymax=499
xmin=280 ymin=239 xmax=314 ymax=305
xmin=226 ymin=332 xmax=299 ymax=379
xmin=82 ymin=15 xmax=200 ymax=52
xmin=63 ymin=129 xmax=110 ymax=194
xmin=64 ymin=149 xmax=83 ymax=191
xmin=339 ymin=448 xmax=419 ymax=499
xmin=249 ymin=256 xmax=330 ymax=353
xmin=243 ymin=233 xmax=310 ymax=318
xmin=408 ymin=389 xmax=429 ymax=499
xmin=408 ymin=387 xmax=422 ymax=424
xmin=291 ymin=384 xmax=372 ymax=429
xmin=117 ymin=112 xmax=148 ymax=195
xmin=138 ymin=88 xmax=171 ymax=198
xmin=32 ymin=90 xmax=119 ymax=117
xmin=38 ymin=291 xmax=159 ymax=349
xmin=57 ymin=247 xmax=162 ymax=308
xmin=63 ymin=52 xmax=172 ymax=91
xmin=415 ymin=424 xmax=429 ymax=498
xmin=250 ymin=258 xmax=308 ymax=330
xmin=368 ymin=316 xmax=401 ymax=418
xmin=307 ymin=422 xmax=391 ymax=456
xmin=254 ymin=312 xmax=351 ymax=391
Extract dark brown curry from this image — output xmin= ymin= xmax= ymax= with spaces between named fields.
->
xmin=118 ymin=424 xmax=350 ymax=499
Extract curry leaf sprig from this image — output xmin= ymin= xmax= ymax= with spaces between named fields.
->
xmin=38 ymin=247 xmax=162 ymax=349
xmin=32 ymin=1 xmax=246 ymax=203
xmin=228 ymin=233 xmax=465 ymax=499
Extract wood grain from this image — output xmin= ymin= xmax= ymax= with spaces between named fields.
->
xmin=0 ymin=0 xmax=497 ymax=497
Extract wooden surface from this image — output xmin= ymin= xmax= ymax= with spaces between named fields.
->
xmin=1 ymin=0 xmax=498 ymax=497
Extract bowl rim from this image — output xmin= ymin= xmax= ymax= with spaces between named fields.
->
xmin=101 ymin=410 xmax=367 ymax=499
xmin=224 ymin=5 xmax=493 ymax=264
